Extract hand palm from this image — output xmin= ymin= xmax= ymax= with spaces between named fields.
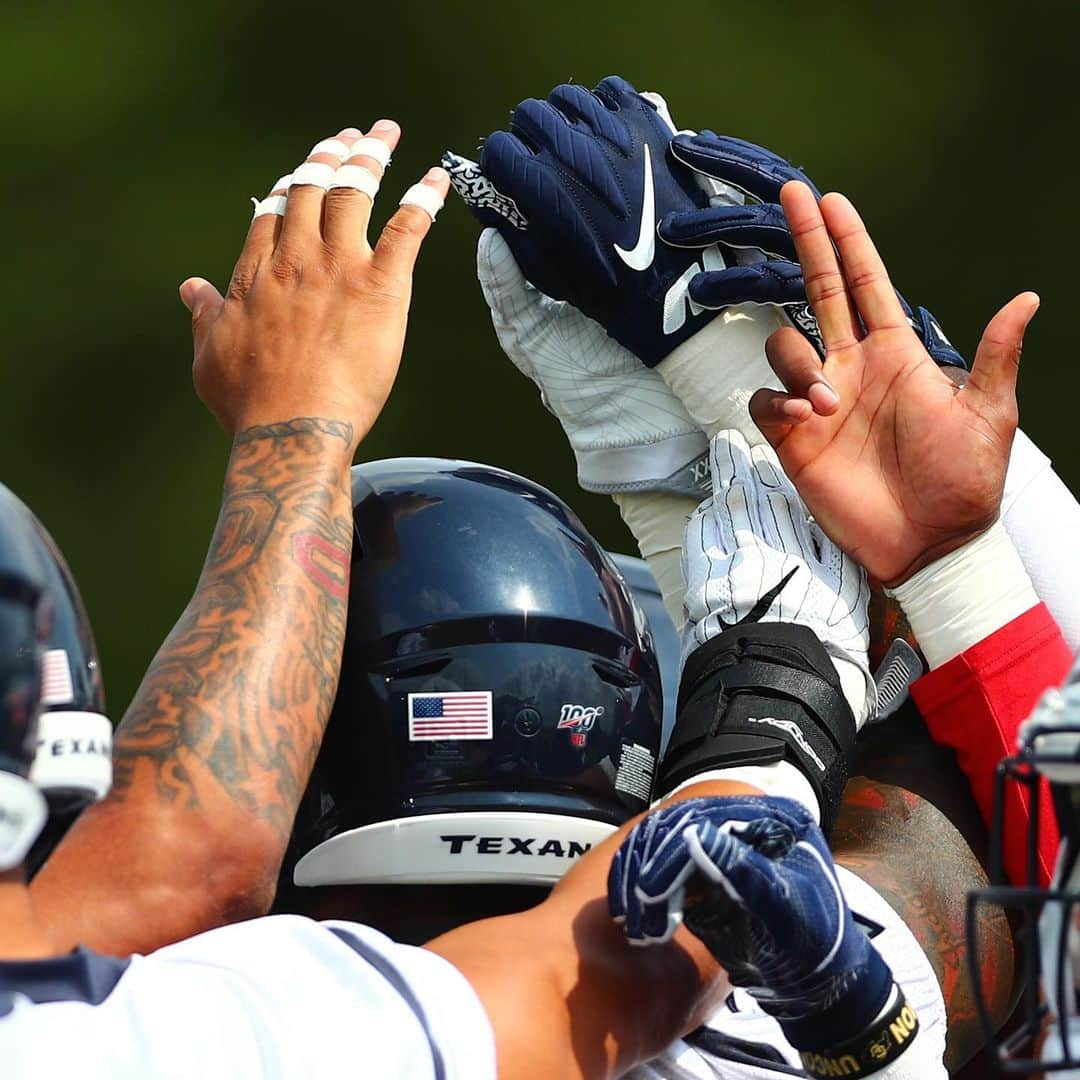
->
xmin=775 ymin=327 xmax=1011 ymax=582
xmin=753 ymin=183 xmax=1036 ymax=585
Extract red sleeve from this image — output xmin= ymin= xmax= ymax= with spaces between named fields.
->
xmin=909 ymin=602 xmax=1073 ymax=887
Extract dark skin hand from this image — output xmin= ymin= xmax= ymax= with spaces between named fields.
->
xmin=31 ymin=125 xmax=450 ymax=954
xmin=749 ymin=181 xmax=1039 ymax=586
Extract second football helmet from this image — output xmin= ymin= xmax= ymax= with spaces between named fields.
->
xmin=285 ymin=459 xmax=664 ymax=891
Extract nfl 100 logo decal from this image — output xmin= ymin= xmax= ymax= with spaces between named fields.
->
xmin=557 ymin=704 xmax=605 ymax=747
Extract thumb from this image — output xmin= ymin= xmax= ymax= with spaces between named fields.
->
xmin=179 ymin=277 xmax=224 ymax=346
xmin=967 ymin=291 xmax=1040 ymax=408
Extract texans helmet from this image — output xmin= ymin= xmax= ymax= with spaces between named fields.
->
xmin=0 ymin=484 xmax=53 ymax=870
xmin=969 ymin=659 xmax=1080 ymax=1073
xmin=283 ymin=459 xmax=664 ymax=893
xmin=25 ymin=512 xmax=110 ymax=814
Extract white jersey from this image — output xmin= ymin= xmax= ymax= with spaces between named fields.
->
xmin=629 ymin=867 xmax=948 ymax=1079
xmin=0 ymin=915 xmax=495 ymax=1079
xmin=0 ymin=871 xmax=945 ymax=1079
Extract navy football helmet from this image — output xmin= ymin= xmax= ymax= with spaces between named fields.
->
xmin=284 ymin=459 xmax=664 ymax=892
xmin=0 ymin=483 xmax=112 ymax=874
xmin=969 ymin=658 xmax=1080 ymax=1073
xmin=0 ymin=484 xmax=52 ymax=869
xmin=26 ymin=512 xmax=110 ymax=814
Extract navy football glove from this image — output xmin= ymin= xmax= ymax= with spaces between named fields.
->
xmin=609 ymin=795 xmax=895 ymax=1051
xmin=661 ymin=131 xmax=966 ymax=369
xmin=444 ymin=76 xmax=730 ymax=367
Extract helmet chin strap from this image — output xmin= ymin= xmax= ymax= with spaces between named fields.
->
xmin=0 ymin=771 xmax=47 ymax=872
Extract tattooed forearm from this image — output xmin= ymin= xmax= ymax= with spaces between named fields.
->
xmin=832 ymin=778 xmax=1014 ymax=1073
xmin=107 ymin=416 xmax=354 ymax=841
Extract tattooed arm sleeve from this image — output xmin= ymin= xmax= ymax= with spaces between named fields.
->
xmin=30 ymin=418 xmax=354 ymax=954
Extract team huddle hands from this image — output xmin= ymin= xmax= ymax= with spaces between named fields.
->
xmin=3 ymin=72 xmax=1071 ymax=1080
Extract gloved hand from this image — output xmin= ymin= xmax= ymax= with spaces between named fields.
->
xmin=470 ymin=224 xmax=709 ymax=496
xmin=609 ymin=794 xmax=896 ymax=1051
xmin=661 ymin=131 xmax=966 ymax=369
xmin=682 ymin=429 xmax=872 ymax=716
xmin=445 ymin=76 xmax=729 ymax=368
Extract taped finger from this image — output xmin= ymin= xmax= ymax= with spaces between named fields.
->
xmin=251 ymin=174 xmax=292 ymax=219
xmin=290 ymin=161 xmax=337 ymax=190
xmin=279 ymin=126 xmax=363 ymax=247
xmin=236 ymin=175 xmax=292 ymax=289
xmin=371 ymin=166 xmax=451 ymax=279
xmin=329 ymin=164 xmax=380 ymax=198
xmin=323 ymin=120 xmax=401 ymax=249
xmin=398 ymin=180 xmax=445 ymax=222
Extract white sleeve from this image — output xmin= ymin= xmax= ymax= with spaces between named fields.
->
xmin=1001 ymin=428 xmax=1080 ymax=652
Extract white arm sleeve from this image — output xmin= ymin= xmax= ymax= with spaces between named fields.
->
xmin=1002 ymin=428 xmax=1080 ymax=652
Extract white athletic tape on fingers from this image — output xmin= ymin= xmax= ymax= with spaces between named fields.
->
xmin=309 ymin=138 xmax=353 ymax=161
xmin=291 ymin=162 xmax=336 ymax=189
xmin=329 ymin=164 xmax=380 ymax=199
xmin=399 ymin=183 xmax=444 ymax=221
xmin=348 ymin=137 xmax=392 ymax=168
xmin=269 ymin=174 xmax=292 ymax=194
xmin=251 ymin=194 xmax=288 ymax=218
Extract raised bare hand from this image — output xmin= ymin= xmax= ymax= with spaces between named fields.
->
xmin=749 ymin=181 xmax=1039 ymax=584
xmin=180 ymin=122 xmax=449 ymax=452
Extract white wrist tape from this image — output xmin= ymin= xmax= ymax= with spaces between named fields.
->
xmin=399 ymin=182 xmax=444 ymax=221
xmin=251 ymin=194 xmax=288 ymax=219
xmin=329 ymin=164 xmax=380 ymax=198
xmin=308 ymin=137 xmax=353 ymax=161
xmin=886 ymin=520 xmax=1039 ymax=669
xmin=348 ymin=137 xmax=392 ymax=167
xmin=290 ymin=161 xmax=336 ymax=189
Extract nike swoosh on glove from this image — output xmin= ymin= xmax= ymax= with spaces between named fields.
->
xmin=682 ymin=430 xmax=873 ymax=722
xmin=474 ymin=227 xmax=709 ymax=495
xmin=609 ymin=795 xmax=895 ymax=1049
xmin=445 ymin=76 xmax=731 ymax=367
xmin=661 ymin=131 xmax=967 ymax=369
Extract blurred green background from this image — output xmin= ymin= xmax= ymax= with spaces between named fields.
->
xmin=2 ymin=0 xmax=1075 ymax=712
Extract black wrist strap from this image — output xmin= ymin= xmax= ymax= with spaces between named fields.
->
xmin=662 ymin=622 xmax=856 ymax=834
xmin=798 ymin=985 xmax=919 ymax=1078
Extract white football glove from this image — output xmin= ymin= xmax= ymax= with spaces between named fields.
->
xmin=683 ymin=430 xmax=875 ymax=721
xmin=477 ymin=227 xmax=710 ymax=496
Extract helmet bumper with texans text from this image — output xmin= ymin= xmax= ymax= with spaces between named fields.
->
xmin=969 ymin=659 xmax=1080 ymax=1075
xmin=287 ymin=459 xmax=664 ymax=891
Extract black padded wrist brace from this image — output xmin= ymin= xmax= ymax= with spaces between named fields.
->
xmin=659 ymin=622 xmax=856 ymax=835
